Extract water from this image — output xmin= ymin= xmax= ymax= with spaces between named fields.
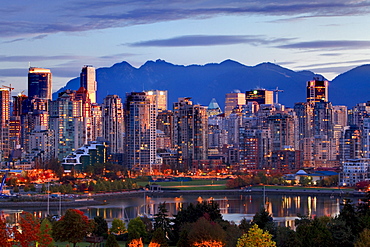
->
xmin=1 ymin=193 xmax=348 ymax=228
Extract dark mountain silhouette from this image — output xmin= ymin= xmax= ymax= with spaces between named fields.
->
xmin=56 ymin=59 xmax=364 ymax=109
xmin=330 ymin=64 xmax=370 ymax=107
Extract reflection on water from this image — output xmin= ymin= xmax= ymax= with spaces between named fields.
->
xmin=1 ymin=193 xmax=346 ymax=228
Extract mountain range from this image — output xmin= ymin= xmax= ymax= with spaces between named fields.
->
xmin=54 ymin=59 xmax=370 ymax=109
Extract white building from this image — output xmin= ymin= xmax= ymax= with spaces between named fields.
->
xmin=341 ymin=158 xmax=370 ymax=186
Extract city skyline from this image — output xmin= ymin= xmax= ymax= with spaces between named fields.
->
xmin=1 ymin=1 xmax=370 ymax=94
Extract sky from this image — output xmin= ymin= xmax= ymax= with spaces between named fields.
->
xmin=1 ymin=0 xmax=370 ymax=94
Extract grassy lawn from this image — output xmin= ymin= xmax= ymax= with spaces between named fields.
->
xmin=137 ymin=179 xmax=228 ymax=190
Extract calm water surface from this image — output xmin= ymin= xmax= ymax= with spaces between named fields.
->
xmin=2 ymin=193 xmax=349 ymax=228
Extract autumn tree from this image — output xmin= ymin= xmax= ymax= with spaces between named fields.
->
xmin=150 ymin=228 xmax=168 ymax=247
xmin=0 ymin=214 xmax=12 ymax=247
xmin=13 ymin=212 xmax=40 ymax=247
xmin=52 ymin=209 xmax=95 ymax=247
xmin=236 ymin=224 xmax=276 ymax=247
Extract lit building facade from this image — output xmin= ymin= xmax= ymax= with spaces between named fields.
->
xmin=102 ymin=95 xmax=124 ymax=155
xmin=80 ymin=65 xmax=97 ymax=103
xmin=306 ymin=78 xmax=328 ymax=103
xmin=28 ymin=67 xmax=52 ymax=101
xmin=0 ymin=88 xmax=10 ymax=160
xmin=173 ymin=97 xmax=208 ymax=172
xmin=224 ymin=90 xmax=245 ymax=117
xmin=125 ymin=92 xmax=157 ymax=171
xmin=246 ymin=89 xmax=274 ymax=105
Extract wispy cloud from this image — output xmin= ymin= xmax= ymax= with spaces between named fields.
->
xmin=276 ymin=40 xmax=370 ymax=50
xmin=0 ymin=55 xmax=88 ymax=63
xmin=128 ymin=35 xmax=293 ymax=47
xmin=2 ymin=0 xmax=370 ymax=38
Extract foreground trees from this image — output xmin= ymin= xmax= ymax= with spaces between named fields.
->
xmin=52 ymin=209 xmax=95 ymax=247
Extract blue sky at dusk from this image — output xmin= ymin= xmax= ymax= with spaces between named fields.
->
xmin=1 ymin=0 xmax=370 ymax=94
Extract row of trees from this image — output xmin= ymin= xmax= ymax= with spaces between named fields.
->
xmin=3 ymin=192 xmax=370 ymax=246
xmin=226 ymin=173 xmax=338 ymax=189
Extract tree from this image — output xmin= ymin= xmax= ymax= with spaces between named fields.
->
xmin=110 ymin=218 xmax=127 ymax=235
xmin=127 ymin=217 xmax=147 ymax=243
xmin=236 ymin=224 xmax=276 ymax=247
xmin=52 ymin=209 xmax=95 ymax=247
xmin=173 ymin=200 xmax=223 ymax=242
xmin=93 ymin=216 xmax=108 ymax=237
xmin=150 ymin=228 xmax=169 ymax=247
xmin=252 ymin=207 xmax=275 ymax=235
xmin=127 ymin=238 xmax=144 ymax=247
xmin=106 ymin=234 xmax=120 ymax=247
xmin=13 ymin=212 xmax=40 ymax=247
xmin=186 ymin=217 xmax=226 ymax=246
xmin=0 ymin=214 xmax=12 ymax=247
xmin=154 ymin=202 xmax=172 ymax=240
xmin=38 ymin=218 xmax=54 ymax=247
xmin=355 ymin=228 xmax=370 ymax=247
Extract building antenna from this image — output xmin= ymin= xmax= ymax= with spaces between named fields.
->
xmin=28 ymin=62 xmax=31 ymax=68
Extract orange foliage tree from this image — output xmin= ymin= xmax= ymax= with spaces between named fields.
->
xmin=0 ymin=214 xmax=12 ymax=247
xmin=13 ymin=212 xmax=41 ymax=247
xmin=127 ymin=238 xmax=144 ymax=247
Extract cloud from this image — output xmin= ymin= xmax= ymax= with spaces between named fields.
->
xmin=277 ymin=40 xmax=370 ymax=50
xmin=128 ymin=35 xmax=293 ymax=47
xmin=0 ymin=55 xmax=88 ymax=63
xmin=2 ymin=0 xmax=370 ymax=38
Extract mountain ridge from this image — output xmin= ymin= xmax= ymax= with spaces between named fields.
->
xmin=54 ymin=60 xmax=370 ymax=108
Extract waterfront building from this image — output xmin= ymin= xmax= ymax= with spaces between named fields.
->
xmin=125 ymin=92 xmax=157 ymax=171
xmin=341 ymin=158 xmax=370 ymax=186
xmin=62 ymin=141 xmax=107 ymax=172
xmin=80 ymin=65 xmax=97 ymax=103
xmin=102 ymin=95 xmax=124 ymax=155
xmin=28 ymin=67 xmax=52 ymax=101
xmin=173 ymin=97 xmax=208 ymax=172
xmin=157 ymin=110 xmax=173 ymax=148
xmin=333 ymin=105 xmax=348 ymax=127
xmin=0 ymin=88 xmax=10 ymax=160
xmin=267 ymin=146 xmax=302 ymax=173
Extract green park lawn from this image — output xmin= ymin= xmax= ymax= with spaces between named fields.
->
xmin=137 ymin=179 xmax=228 ymax=190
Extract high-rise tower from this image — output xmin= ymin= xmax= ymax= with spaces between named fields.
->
xmin=125 ymin=92 xmax=157 ymax=171
xmin=102 ymin=95 xmax=124 ymax=155
xmin=28 ymin=67 xmax=52 ymax=101
xmin=0 ymin=88 xmax=10 ymax=160
xmin=224 ymin=90 xmax=246 ymax=117
xmin=80 ymin=65 xmax=97 ymax=103
xmin=173 ymin=97 xmax=208 ymax=172
xmin=306 ymin=78 xmax=328 ymax=103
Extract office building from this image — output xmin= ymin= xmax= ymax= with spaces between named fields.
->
xmin=306 ymin=78 xmax=328 ymax=103
xmin=28 ymin=67 xmax=52 ymax=101
xmin=246 ymin=89 xmax=274 ymax=105
xmin=224 ymin=90 xmax=245 ymax=117
xmin=80 ymin=65 xmax=97 ymax=103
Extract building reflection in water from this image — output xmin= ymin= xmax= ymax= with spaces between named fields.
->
xmin=0 ymin=193 xmax=343 ymax=228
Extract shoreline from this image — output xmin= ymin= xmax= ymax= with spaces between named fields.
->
xmin=0 ymin=187 xmax=363 ymax=210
